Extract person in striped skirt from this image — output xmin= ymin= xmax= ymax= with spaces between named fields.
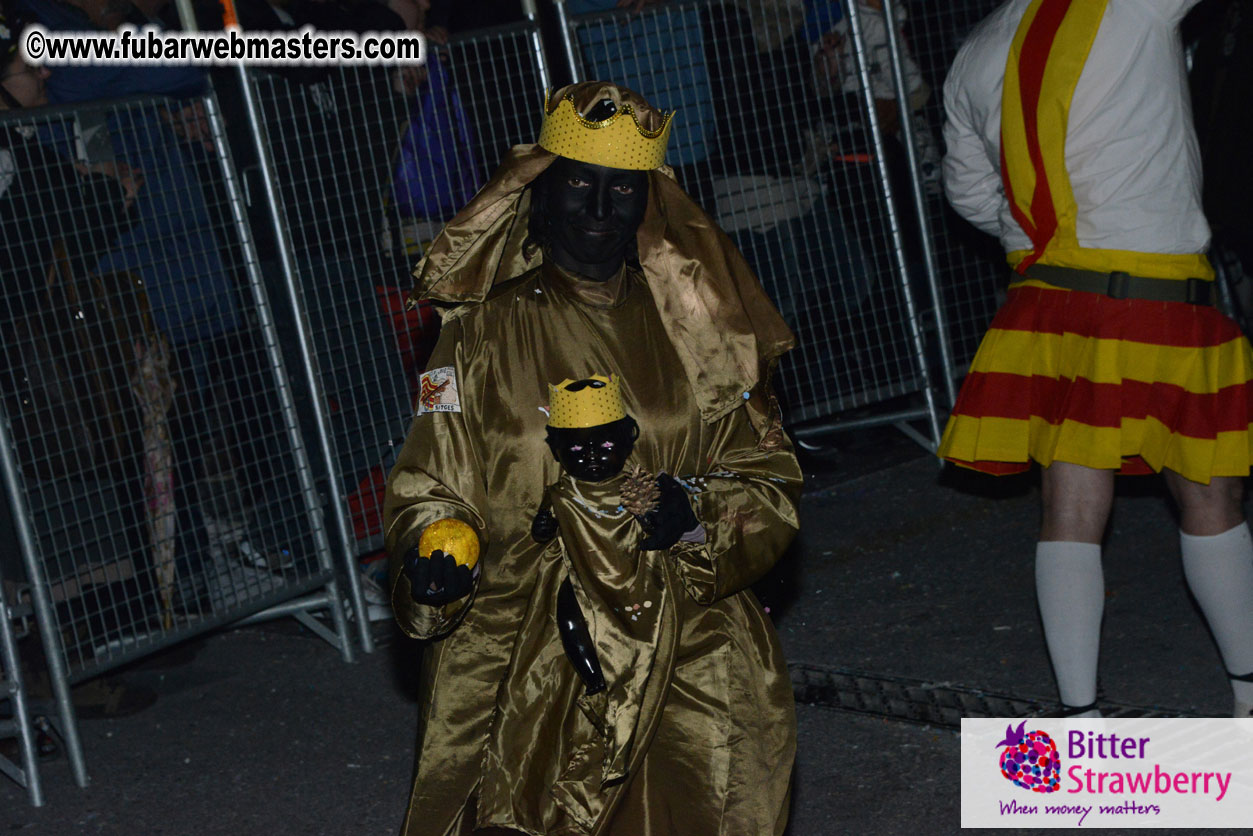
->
xmin=940 ymin=0 xmax=1253 ymax=717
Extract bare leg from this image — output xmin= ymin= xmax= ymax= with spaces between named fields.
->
xmin=1036 ymin=462 xmax=1116 ymax=714
xmin=1040 ymin=460 xmax=1116 ymax=543
xmin=1163 ymin=471 xmax=1244 ymax=537
xmin=1165 ymin=471 xmax=1253 ymax=714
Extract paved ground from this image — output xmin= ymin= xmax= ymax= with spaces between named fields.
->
xmin=3 ymin=426 xmax=1249 ymax=834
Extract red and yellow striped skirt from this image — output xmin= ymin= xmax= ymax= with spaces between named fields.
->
xmin=938 ymin=284 xmax=1253 ymax=483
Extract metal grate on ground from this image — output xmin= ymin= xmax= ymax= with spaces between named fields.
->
xmin=790 ymin=662 xmax=1204 ymax=728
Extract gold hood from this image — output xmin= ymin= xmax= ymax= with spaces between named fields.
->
xmin=412 ymin=81 xmax=794 ymax=423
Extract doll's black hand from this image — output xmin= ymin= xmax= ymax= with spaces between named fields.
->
xmin=402 ymin=547 xmax=474 ymax=606
xmin=532 ymin=506 xmax=559 ymax=543
xmin=639 ymin=473 xmax=699 ymax=551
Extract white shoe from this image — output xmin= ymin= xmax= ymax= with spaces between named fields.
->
xmin=236 ymin=540 xmax=295 ymax=571
xmin=359 ymin=573 xmax=393 ymax=622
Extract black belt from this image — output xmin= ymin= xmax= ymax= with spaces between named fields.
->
xmin=1020 ymin=264 xmax=1214 ymax=305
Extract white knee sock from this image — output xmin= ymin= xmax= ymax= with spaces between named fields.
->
xmin=1179 ymin=523 xmax=1253 ymax=711
xmin=1035 ymin=541 xmax=1104 ymax=715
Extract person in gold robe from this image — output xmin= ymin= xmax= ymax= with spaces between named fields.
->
xmin=384 ymin=81 xmax=802 ymax=836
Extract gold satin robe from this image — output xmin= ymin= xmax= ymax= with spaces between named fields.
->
xmin=385 ymin=259 xmax=801 ymax=835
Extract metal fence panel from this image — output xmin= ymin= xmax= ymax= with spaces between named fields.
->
xmin=0 ymin=94 xmax=347 ymax=693
xmin=240 ymin=20 xmax=547 ymax=555
xmin=0 ymin=573 xmax=42 ymax=805
xmin=894 ymin=0 xmax=1007 ymax=385
xmin=561 ymin=0 xmax=939 ymax=428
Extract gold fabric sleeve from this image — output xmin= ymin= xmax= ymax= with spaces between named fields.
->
xmin=667 ymin=383 xmax=801 ymax=604
xmin=384 ymin=318 xmax=487 ymax=640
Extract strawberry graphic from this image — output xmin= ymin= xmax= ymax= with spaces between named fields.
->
xmin=996 ymin=721 xmax=1061 ymax=793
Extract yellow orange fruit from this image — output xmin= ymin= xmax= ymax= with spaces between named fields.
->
xmin=418 ymin=518 xmax=480 ymax=569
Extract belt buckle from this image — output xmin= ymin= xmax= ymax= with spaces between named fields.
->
xmin=1106 ymin=271 xmax=1131 ymax=300
xmin=1185 ymin=278 xmax=1211 ymax=306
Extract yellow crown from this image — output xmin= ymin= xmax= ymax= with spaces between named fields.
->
xmin=547 ymin=375 xmax=627 ymax=429
xmin=537 ymin=90 xmax=674 ymax=171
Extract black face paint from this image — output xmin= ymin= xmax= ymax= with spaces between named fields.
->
xmin=546 ymin=418 xmax=639 ymax=483
xmin=536 ymin=157 xmax=648 ymax=282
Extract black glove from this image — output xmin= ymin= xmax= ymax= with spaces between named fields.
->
xmin=639 ymin=473 xmax=699 ymax=551
xmin=531 ymin=506 xmax=559 ymax=543
xmin=402 ymin=547 xmax=474 ymax=607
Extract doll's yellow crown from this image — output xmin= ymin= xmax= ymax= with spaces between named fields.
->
xmin=547 ymin=375 xmax=626 ymax=429
xmin=537 ymin=90 xmax=674 ymax=171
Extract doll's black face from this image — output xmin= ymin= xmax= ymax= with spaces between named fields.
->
xmin=535 ymin=156 xmax=648 ymax=282
xmin=546 ymin=417 xmax=639 ymax=482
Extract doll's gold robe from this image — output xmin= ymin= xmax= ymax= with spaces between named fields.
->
xmin=385 ymin=260 xmax=801 ymax=835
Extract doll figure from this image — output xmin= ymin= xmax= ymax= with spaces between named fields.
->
xmin=532 ymin=375 xmax=643 ymax=695
xmin=479 ymin=375 xmax=699 ymax=805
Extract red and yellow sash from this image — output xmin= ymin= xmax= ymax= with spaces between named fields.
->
xmin=1000 ymin=0 xmax=1211 ymax=281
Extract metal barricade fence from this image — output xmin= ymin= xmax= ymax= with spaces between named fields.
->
xmin=0 ymin=574 xmax=41 ymax=805
xmin=900 ymin=0 xmax=1007 ymax=384
xmin=556 ymin=0 xmax=947 ymax=443
xmin=227 ymin=0 xmax=1010 ymax=653
xmin=236 ymin=15 xmax=549 ymax=608
xmin=0 ymin=0 xmax=1019 ymax=799
xmin=0 ymin=93 xmax=353 ymax=785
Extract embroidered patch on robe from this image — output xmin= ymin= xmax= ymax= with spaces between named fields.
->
xmin=417 ymin=366 xmax=461 ymax=415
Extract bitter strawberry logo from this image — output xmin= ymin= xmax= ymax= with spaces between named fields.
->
xmin=996 ymin=721 xmax=1061 ymax=793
